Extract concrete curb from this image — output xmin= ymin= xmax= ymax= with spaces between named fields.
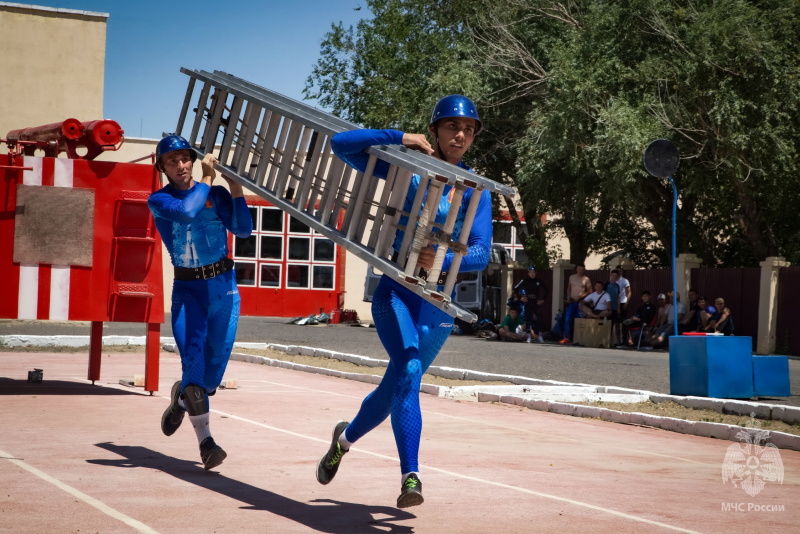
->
xmin=6 ymin=335 xmax=799 ymax=452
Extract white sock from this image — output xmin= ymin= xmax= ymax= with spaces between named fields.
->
xmin=337 ymin=428 xmax=353 ymax=451
xmin=189 ymin=413 xmax=212 ymax=444
xmin=178 ymin=398 xmax=187 ymax=411
xmin=402 ymin=471 xmax=420 ymax=484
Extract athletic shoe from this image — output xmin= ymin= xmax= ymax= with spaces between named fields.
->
xmin=559 ymin=338 xmax=570 ymax=345
xmin=199 ymin=437 xmax=227 ymax=470
xmin=525 ymin=334 xmax=532 ymax=343
xmin=316 ymin=420 xmax=349 ymax=485
xmin=161 ymin=380 xmax=185 ymax=436
xmin=537 ymin=334 xmax=545 ymax=344
xmin=397 ymin=473 xmax=424 ymax=508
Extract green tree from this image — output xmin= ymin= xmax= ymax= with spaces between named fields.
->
xmin=307 ymin=0 xmax=800 ymax=267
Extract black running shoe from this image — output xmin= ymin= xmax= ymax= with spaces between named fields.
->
xmin=316 ymin=420 xmax=349 ymax=485
xmin=397 ymin=473 xmax=424 ymax=508
xmin=161 ymin=380 xmax=185 ymax=436
xmin=199 ymin=437 xmax=227 ymax=470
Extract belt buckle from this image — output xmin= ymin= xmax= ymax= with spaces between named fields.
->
xmin=201 ymin=263 xmax=215 ymax=280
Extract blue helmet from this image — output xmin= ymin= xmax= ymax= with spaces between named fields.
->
xmin=155 ymin=134 xmax=195 ymax=170
xmin=429 ymin=94 xmax=482 ymax=134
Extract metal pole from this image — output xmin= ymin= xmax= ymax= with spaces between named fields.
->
xmin=669 ymin=176 xmax=678 ymax=337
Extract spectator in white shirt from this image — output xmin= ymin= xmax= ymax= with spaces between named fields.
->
xmin=580 ymin=281 xmax=612 ymax=319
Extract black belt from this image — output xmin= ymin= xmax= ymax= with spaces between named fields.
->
xmin=174 ymin=257 xmax=234 ymax=281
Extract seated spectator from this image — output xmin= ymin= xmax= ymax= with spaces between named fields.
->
xmin=706 ymin=298 xmax=734 ymax=335
xmin=652 ymin=292 xmax=687 ymax=348
xmin=507 ymin=291 xmax=526 ymax=321
xmin=679 ymin=288 xmax=700 ymax=334
xmin=498 ymin=304 xmax=527 ymax=342
xmin=579 ymin=281 xmax=612 ymax=320
xmin=696 ymin=297 xmax=717 ymax=331
xmin=619 ymin=290 xmax=658 ymax=347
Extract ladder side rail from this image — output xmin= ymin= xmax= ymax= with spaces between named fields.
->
xmin=175 ymin=76 xmax=197 ymax=136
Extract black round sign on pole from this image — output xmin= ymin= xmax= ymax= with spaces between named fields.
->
xmin=643 ymin=139 xmax=680 ymax=178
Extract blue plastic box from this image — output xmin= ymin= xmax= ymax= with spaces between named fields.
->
xmin=752 ymin=355 xmax=791 ymax=397
xmin=669 ymin=336 xmax=755 ymax=398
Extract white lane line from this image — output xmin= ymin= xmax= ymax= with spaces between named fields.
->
xmin=0 ymin=447 xmax=159 ymax=534
xmin=211 ymin=410 xmax=700 ymax=534
xmin=253 ymin=378 xmax=707 ymax=465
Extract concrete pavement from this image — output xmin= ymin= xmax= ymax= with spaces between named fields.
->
xmin=2 ymin=350 xmax=798 ymax=533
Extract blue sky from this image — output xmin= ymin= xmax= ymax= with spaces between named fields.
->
xmin=22 ymin=1 xmax=366 ymax=138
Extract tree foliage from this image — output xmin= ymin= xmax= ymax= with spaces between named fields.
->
xmin=306 ymin=0 xmax=800 ymax=267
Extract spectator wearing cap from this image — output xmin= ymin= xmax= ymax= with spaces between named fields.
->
xmin=696 ymin=296 xmax=717 ymax=331
xmin=498 ymin=303 xmax=528 ymax=342
xmin=513 ymin=266 xmax=549 ymax=341
xmin=706 ymin=298 xmax=734 ymax=335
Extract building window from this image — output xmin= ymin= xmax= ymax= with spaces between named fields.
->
xmin=260 ymin=264 xmax=281 ymax=287
xmin=233 ymin=202 xmax=338 ymax=290
xmin=235 ymin=261 xmax=256 ymax=287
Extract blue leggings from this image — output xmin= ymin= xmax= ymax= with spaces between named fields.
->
xmin=345 ymin=276 xmax=452 ymax=474
xmin=171 ymin=270 xmax=241 ymax=406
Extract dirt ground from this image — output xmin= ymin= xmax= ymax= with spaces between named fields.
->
xmin=6 ymin=343 xmax=800 ymax=436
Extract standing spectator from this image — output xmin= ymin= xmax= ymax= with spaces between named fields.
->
xmin=560 ymin=264 xmax=592 ymax=344
xmin=580 ymin=281 xmax=612 ymax=319
xmin=619 ymin=290 xmax=658 ymax=347
xmin=498 ymin=303 xmax=528 ymax=341
xmin=616 ymin=267 xmax=632 ymax=319
xmin=706 ymin=298 xmax=735 ymax=335
xmin=513 ymin=266 xmax=549 ymax=342
xmin=605 ymin=270 xmax=621 ymax=343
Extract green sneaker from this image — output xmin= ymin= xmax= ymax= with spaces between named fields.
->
xmin=397 ymin=473 xmax=424 ymax=508
xmin=316 ymin=421 xmax=349 ymax=485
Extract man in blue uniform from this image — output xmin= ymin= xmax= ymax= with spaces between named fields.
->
xmin=148 ymin=135 xmax=253 ymax=470
xmin=315 ymin=96 xmax=493 ymax=508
